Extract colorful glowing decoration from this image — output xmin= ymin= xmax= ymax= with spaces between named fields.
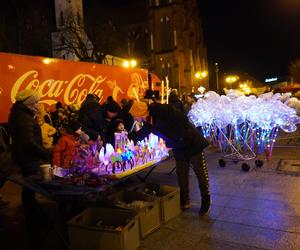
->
xmin=95 ymin=133 xmax=168 ymax=175
xmin=188 ymin=91 xmax=300 ymax=160
xmin=58 ymin=131 xmax=169 ymax=186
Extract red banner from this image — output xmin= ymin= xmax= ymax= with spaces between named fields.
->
xmin=0 ymin=52 xmax=160 ymax=123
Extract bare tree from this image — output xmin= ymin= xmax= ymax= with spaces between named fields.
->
xmin=55 ymin=13 xmax=122 ymax=63
xmin=289 ymin=59 xmax=300 ymax=83
xmin=85 ymin=17 xmax=122 ymax=63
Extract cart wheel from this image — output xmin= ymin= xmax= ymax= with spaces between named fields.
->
xmin=255 ymin=159 xmax=264 ymax=168
xmin=241 ymin=163 xmax=250 ymax=172
xmin=218 ymin=159 xmax=226 ymax=168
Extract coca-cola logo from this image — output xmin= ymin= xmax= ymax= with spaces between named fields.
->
xmin=10 ymin=70 xmax=106 ymax=106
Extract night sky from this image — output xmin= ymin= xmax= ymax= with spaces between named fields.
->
xmin=198 ymin=0 xmax=300 ymax=82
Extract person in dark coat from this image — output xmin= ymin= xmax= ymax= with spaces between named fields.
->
xmin=78 ymin=93 xmax=106 ymax=139
xmin=103 ymin=100 xmax=121 ymax=145
xmin=169 ymin=89 xmax=185 ymax=113
xmin=129 ymin=101 xmax=211 ymax=216
xmin=8 ymin=89 xmax=50 ymax=222
xmin=51 ymin=101 xmax=63 ymax=126
xmin=119 ymin=99 xmax=134 ymax=131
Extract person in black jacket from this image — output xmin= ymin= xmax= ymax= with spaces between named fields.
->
xmin=129 ymin=101 xmax=211 ymax=216
xmin=103 ymin=100 xmax=122 ymax=145
xmin=8 ymin=89 xmax=50 ymax=222
xmin=78 ymin=94 xmax=106 ymax=139
xmin=119 ymin=99 xmax=134 ymax=131
xmin=169 ymin=89 xmax=185 ymax=113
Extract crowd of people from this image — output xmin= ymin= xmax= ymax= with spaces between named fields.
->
xmin=0 ymin=88 xmax=210 ymax=225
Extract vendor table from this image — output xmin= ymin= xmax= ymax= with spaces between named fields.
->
xmin=7 ymin=156 xmax=171 ymax=200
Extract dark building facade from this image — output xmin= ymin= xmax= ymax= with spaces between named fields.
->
xmin=1 ymin=0 xmax=56 ymax=57
xmin=148 ymin=0 xmax=208 ymax=93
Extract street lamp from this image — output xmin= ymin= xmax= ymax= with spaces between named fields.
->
xmin=215 ymin=62 xmax=219 ymax=93
xmin=195 ymin=70 xmax=208 ymax=88
xmin=225 ymin=75 xmax=239 ymax=89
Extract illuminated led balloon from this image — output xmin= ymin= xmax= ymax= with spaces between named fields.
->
xmin=188 ymin=90 xmax=300 ymax=158
xmin=281 ymin=123 xmax=297 ymax=133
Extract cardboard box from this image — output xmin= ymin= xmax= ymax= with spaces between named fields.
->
xmin=130 ymin=183 xmax=181 ymax=223
xmin=107 ymin=190 xmax=161 ymax=239
xmin=68 ymin=207 xmax=140 ymax=250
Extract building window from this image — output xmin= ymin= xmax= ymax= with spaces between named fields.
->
xmin=155 ymin=0 xmax=159 ymax=6
xmin=160 ymin=16 xmax=172 ymax=51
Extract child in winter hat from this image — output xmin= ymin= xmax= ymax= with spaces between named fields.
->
xmin=15 ymin=89 xmax=41 ymax=114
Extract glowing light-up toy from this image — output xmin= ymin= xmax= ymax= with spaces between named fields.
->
xmin=188 ymin=91 xmax=300 ymax=163
xmin=97 ymin=133 xmax=168 ymax=175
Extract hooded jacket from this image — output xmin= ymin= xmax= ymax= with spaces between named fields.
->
xmin=52 ymin=133 xmax=80 ymax=168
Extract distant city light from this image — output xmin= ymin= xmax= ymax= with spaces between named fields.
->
xmin=265 ymin=77 xmax=278 ymax=83
xmin=201 ymin=71 xmax=208 ymax=78
xmin=195 ymin=71 xmax=208 ymax=79
xmin=225 ymin=75 xmax=239 ymax=83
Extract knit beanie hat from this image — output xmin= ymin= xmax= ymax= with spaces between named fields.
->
xmin=15 ymin=89 xmax=41 ymax=105
xmin=129 ymin=101 xmax=149 ymax=118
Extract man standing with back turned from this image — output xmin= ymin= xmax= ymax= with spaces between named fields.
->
xmin=129 ymin=101 xmax=211 ymax=216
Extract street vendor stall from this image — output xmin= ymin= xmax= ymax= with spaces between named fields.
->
xmin=7 ymin=132 xmax=170 ymax=201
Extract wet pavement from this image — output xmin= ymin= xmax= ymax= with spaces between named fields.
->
xmin=1 ymin=146 xmax=300 ymax=250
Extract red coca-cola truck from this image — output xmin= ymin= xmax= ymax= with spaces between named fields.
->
xmin=0 ymin=52 xmax=161 ymax=123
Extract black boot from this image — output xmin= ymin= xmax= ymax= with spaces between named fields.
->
xmin=199 ymin=195 xmax=211 ymax=216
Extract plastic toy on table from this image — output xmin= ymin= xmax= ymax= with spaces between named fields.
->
xmin=54 ymin=132 xmax=169 ymax=185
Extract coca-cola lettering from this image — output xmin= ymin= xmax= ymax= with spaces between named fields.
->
xmin=11 ymin=70 xmax=106 ymax=106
